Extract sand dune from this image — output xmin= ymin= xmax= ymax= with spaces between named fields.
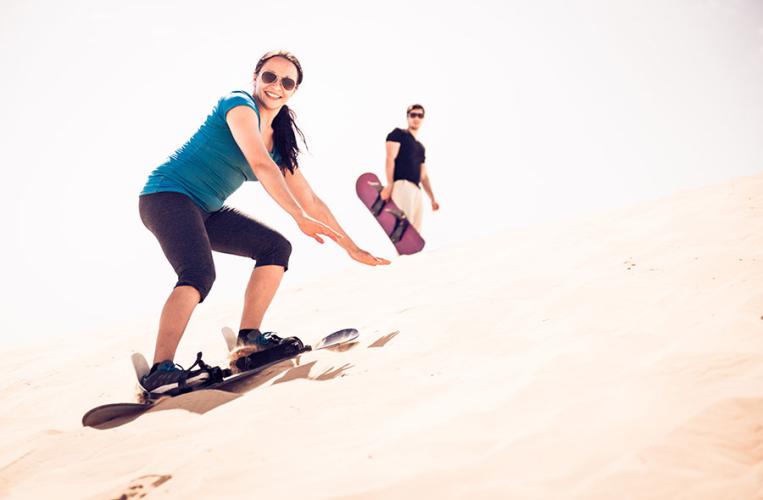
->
xmin=2 ymin=172 xmax=763 ymax=499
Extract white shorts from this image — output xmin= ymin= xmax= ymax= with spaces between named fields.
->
xmin=391 ymin=180 xmax=423 ymax=232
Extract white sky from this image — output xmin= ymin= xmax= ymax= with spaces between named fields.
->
xmin=2 ymin=0 xmax=762 ymax=342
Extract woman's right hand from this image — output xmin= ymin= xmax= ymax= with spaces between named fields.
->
xmin=380 ymin=185 xmax=393 ymax=201
xmin=347 ymin=246 xmax=391 ymax=266
xmin=295 ymin=214 xmax=342 ymax=244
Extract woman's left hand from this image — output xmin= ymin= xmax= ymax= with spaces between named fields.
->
xmin=347 ymin=246 xmax=391 ymax=266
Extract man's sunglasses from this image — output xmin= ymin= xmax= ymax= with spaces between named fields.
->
xmin=408 ymin=112 xmax=425 ymax=119
xmin=261 ymin=71 xmax=297 ymax=91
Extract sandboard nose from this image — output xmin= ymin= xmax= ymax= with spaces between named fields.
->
xmin=355 ymin=172 xmax=378 ymax=194
xmin=315 ymin=328 xmax=359 ymax=350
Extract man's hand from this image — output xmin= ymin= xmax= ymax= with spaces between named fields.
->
xmin=347 ymin=246 xmax=391 ymax=266
xmin=295 ymin=214 xmax=342 ymax=244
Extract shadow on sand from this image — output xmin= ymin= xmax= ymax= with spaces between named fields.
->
xmin=368 ymin=330 xmax=400 ymax=348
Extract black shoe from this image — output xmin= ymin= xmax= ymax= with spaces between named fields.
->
xmin=234 ymin=336 xmax=308 ymax=372
xmin=140 ymin=359 xmax=210 ymax=394
xmin=237 ymin=329 xmax=285 ymax=349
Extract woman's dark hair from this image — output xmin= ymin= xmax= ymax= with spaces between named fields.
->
xmin=254 ymin=50 xmax=306 ymax=175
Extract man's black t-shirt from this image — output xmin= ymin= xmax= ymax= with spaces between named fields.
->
xmin=386 ymin=128 xmax=426 ymax=186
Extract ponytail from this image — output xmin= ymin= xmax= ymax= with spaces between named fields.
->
xmin=272 ymin=104 xmax=306 ymax=175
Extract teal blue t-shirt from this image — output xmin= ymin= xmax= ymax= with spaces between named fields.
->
xmin=140 ymin=91 xmax=280 ymax=212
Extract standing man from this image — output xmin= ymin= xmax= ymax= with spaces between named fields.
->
xmin=380 ymin=104 xmax=439 ymax=232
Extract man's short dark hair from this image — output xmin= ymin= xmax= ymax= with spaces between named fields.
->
xmin=407 ymin=104 xmax=425 ymax=115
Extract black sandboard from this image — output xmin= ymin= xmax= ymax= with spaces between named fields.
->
xmin=82 ymin=328 xmax=359 ymax=427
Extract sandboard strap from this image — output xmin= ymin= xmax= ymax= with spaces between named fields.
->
xmin=370 ymin=194 xmax=386 ymax=216
xmin=388 ymin=210 xmax=410 ymax=243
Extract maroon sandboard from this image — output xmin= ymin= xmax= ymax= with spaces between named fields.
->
xmin=355 ymin=172 xmax=425 ymax=255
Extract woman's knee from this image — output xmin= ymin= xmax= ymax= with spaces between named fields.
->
xmin=256 ymin=233 xmax=292 ymax=269
xmin=277 ymin=235 xmax=292 ymax=263
xmin=177 ymin=265 xmax=216 ymax=302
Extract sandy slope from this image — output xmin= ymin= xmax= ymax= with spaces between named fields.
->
xmin=2 ymin=173 xmax=763 ymax=499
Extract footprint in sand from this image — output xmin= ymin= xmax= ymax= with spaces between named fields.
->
xmin=109 ymin=474 xmax=171 ymax=499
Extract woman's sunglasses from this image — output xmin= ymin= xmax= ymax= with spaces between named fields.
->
xmin=408 ymin=112 xmax=425 ymax=119
xmin=261 ymin=71 xmax=297 ymax=91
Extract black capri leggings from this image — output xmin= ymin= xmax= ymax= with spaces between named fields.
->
xmin=139 ymin=192 xmax=292 ymax=302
